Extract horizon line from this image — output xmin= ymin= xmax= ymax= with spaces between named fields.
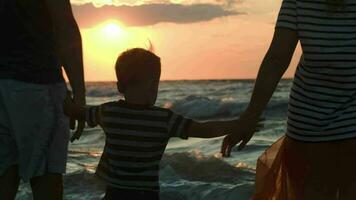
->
xmin=81 ymin=78 xmax=294 ymax=83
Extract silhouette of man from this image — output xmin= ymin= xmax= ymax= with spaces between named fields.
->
xmin=0 ymin=0 xmax=85 ymax=199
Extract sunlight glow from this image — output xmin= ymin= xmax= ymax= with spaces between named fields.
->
xmin=81 ymin=20 xmax=153 ymax=81
xmin=101 ymin=21 xmax=125 ymax=39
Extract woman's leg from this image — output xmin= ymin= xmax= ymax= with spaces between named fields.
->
xmin=302 ymin=156 xmax=338 ymax=200
xmin=285 ymin=137 xmax=339 ymax=200
xmin=339 ymin=181 xmax=356 ymax=200
xmin=337 ymin=138 xmax=356 ymax=200
xmin=0 ymin=165 xmax=20 ymax=200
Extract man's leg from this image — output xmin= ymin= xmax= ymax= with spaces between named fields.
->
xmin=0 ymin=165 xmax=20 ymax=200
xmin=30 ymin=83 xmax=68 ymax=200
xmin=30 ymin=173 xmax=63 ymax=200
xmin=3 ymin=81 xmax=68 ymax=200
xmin=0 ymin=81 xmax=20 ymax=200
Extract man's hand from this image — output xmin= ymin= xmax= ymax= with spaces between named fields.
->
xmin=221 ymin=111 xmax=263 ymax=157
xmin=64 ymin=90 xmax=86 ymax=142
xmin=70 ymin=92 xmax=86 ymax=142
xmin=70 ymin=121 xmax=85 ymax=142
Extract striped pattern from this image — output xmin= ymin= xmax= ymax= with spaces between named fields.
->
xmin=277 ymin=0 xmax=356 ymax=141
xmin=86 ymin=100 xmax=191 ymax=191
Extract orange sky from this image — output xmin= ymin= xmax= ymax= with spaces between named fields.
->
xmin=72 ymin=0 xmax=301 ymax=81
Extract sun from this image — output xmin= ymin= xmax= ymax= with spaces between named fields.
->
xmin=101 ymin=21 xmax=125 ymax=39
xmin=81 ymin=20 xmax=153 ymax=81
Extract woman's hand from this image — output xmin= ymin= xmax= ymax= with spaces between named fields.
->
xmin=221 ymin=110 xmax=262 ymax=157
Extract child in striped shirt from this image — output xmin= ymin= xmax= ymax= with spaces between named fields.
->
xmin=64 ymin=48 xmax=246 ymax=200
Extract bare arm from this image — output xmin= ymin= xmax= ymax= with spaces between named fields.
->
xmin=45 ymin=0 xmax=86 ymax=140
xmin=45 ymin=0 xmax=85 ymax=103
xmin=245 ymin=28 xmax=298 ymax=121
xmin=221 ymin=28 xmax=298 ymax=156
xmin=187 ymin=120 xmax=237 ymax=138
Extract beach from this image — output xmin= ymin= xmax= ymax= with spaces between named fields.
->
xmin=16 ymin=79 xmax=291 ymax=200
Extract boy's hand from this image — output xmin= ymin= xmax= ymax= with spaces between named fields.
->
xmin=221 ymin=111 xmax=264 ymax=157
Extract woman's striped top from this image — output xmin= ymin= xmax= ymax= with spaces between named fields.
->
xmin=86 ymin=100 xmax=191 ymax=191
xmin=277 ymin=0 xmax=356 ymax=141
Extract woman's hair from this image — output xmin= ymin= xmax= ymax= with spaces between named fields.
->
xmin=326 ymin=0 xmax=345 ymax=11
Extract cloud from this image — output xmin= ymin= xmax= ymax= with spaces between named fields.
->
xmin=71 ymin=0 xmax=169 ymax=7
xmin=72 ymin=3 xmax=239 ymax=27
xmin=71 ymin=0 xmax=241 ymax=7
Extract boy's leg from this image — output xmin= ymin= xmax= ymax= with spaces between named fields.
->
xmin=103 ymin=186 xmax=121 ymax=200
xmin=30 ymin=173 xmax=63 ymax=200
xmin=102 ymin=186 xmax=114 ymax=200
xmin=104 ymin=186 xmax=159 ymax=200
xmin=0 ymin=165 xmax=20 ymax=200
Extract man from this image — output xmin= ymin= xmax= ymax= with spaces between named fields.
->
xmin=0 ymin=0 xmax=85 ymax=199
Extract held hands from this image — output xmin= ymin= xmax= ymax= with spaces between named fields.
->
xmin=221 ymin=111 xmax=263 ymax=157
xmin=64 ymin=90 xmax=86 ymax=142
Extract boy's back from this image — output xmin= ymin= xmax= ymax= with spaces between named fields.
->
xmin=87 ymin=100 xmax=191 ymax=192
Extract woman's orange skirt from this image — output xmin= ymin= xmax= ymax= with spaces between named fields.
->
xmin=252 ymin=136 xmax=356 ymax=200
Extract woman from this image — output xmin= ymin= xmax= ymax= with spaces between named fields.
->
xmin=221 ymin=0 xmax=356 ymax=199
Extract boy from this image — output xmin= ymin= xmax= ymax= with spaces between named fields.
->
xmin=65 ymin=48 xmax=243 ymax=200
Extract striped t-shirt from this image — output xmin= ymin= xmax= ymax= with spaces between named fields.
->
xmin=277 ymin=0 xmax=356 ymax=141
xmin=86 ymin=100 xmax=191 ymax=191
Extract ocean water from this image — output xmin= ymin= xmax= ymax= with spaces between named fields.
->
xmin=16 ymin=79 xmax=292 ymax=200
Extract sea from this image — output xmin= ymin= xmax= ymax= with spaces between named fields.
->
xmin=16 ymin=79 xmax=292 ymax=200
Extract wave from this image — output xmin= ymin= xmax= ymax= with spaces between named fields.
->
xmin=17 ymin=146 xmax=258 ymax=200
xmin=166 ymin=95 xmax=248 ymax=120
xmin=161 ymin=151 xmax=255 ymax=184
xmin=264 ymin=100 xmax=289 ymax=118
xmin=86 ymin=84 xmax=118 ymax=97
xmin=83 ymin=81 xmax=289 ymax=120
xmin=166 ymin=95 xmax=288 ymax=120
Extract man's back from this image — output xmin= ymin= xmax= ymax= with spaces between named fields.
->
xmin=0 ymin=0 xmax=63 ymax=84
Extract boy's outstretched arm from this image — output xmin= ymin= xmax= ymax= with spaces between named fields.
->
xmin=186 ymin=120 xmax=238 ymax=138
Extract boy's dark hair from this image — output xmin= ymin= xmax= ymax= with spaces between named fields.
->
xmin=115 ymin=48 xmax=161 ymax=93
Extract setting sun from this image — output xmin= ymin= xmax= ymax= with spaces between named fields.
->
xmin=81 ymin=20 xmax=152 ymax=81
xmin=101 ymin=22 xmax=125 ymax=39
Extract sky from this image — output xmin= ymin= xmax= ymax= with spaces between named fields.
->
xmin=71 ymin=0 xmax=302 ymax=81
